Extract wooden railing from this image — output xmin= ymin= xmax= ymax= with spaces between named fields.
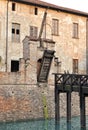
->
xmin=54 ymin=73 xmax=88 ymax=87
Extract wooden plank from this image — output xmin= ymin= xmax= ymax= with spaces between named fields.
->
xmin=38 ymin=11 xmax=47 ymax=39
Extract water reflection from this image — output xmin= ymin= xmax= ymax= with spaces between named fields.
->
xmin=67 ymin=122 xmax=71 ymax=130
xmin=43 ymin=120 xmax=48 ymax=130
xmin=55 ymin=122 xmax=71 ymax=130
xmin=0 ymin=117 xmax=87 ymax=130
xmin=55 ymin=121 xmax=87 ymax=130
xmin=55 ymin=122 xmax=60 ymax=130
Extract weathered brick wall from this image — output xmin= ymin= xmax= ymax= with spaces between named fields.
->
xmin=0 ymin=83 xmax=83 ymax=122
xmin=0 ymin=83 xmax=55 ymax=122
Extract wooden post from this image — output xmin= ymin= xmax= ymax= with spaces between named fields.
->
xmin=55 ymin=89 xmax=60 ymax=122
xmin=67 ymin=92 xmax=71 ymax=122
xmin=55 ymin=74 xmax=60 ymax=123
xmin=80 ymin=93 xmax=86 ymax=128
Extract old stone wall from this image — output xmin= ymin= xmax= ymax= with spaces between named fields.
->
xmin=0 ymin=84 xmax=54 ymax=122
xmin=0 ymin=82 xmax=84 ymax=122
xmin=0 ymin=59 xmax=87 ymax=122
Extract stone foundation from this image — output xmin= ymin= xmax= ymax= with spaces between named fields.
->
xmin=0 ymin=83 xmax=86 ymax=122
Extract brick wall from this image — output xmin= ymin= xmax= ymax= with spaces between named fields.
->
xmin=0 ymin=83 xmax=83 ymax=122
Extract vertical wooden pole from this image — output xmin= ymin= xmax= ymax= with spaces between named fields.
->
xmin=55 ymin=74 xmax=60 ymax=123
xmin=55 ymin=90 xmax=60 ymax=122
xmin=67 ymin=92 xmax=71 ymax=122
xmin=80 ymin=93 xmax=86 ymax=128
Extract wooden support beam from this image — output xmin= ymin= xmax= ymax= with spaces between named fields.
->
xmin=38 ymin=11 xmax=47 ymax=40
xmin=80 ymin=93 xmax=86 ymax=129
xmin=67 ymin=92 xmax=71 ymax=122
xmin=55 ymin=89 xmax=60 ymax=122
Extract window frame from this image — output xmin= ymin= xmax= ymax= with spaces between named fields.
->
xmin=30 ymin=26 xmax=38 ymax=39
xmin=73 ymin=59 xmax=78 ymax=73
xmin=72 ymin=23 xmax=79 ymax=38
xmin=12 ymin=23 xmax=20 ymax=43
xmin=52 ymin=19 xmax=59 ymax=36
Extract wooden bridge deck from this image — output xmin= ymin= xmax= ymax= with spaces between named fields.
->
xmin=54 ymin=73 xmax=88 ymax=129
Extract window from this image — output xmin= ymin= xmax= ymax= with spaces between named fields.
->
xmin=11 ymin=60 xmax=19 ymax=72
xmin=73 ymin=59 xmax=78 ymax=73
xmin=12 ymin=3 xmax=16 ymax=11
xmin=12 ymin=23 xmax=20 ymax=42
xmin=35 ymin=7 xmax=38 ymax=15
xmin=73 ymin=23 xmax=78 ymax=38
xmin=52 ymin=19 xmax=59 ymax=35
xmin=30 ymin=26 xmax=38 ymax=39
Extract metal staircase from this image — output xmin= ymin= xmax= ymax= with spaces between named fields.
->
xmin=37 ymin=50 xmax=55 ymax=82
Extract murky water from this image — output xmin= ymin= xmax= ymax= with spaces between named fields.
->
xmin=0 ymin=116 xmax=88 ymax=130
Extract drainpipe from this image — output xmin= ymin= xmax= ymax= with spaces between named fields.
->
xmin=5 ymin=0 xmax=9 ymax=72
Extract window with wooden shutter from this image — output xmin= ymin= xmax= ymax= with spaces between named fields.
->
xmin=30 ymin=26 xmax=38 ymax=39
xmin=52 ymin=19 xmax=59 ymax=35
xmin=73 ymin=59 xmax=78 ymax=73
xmin=12 ymin=23 xmax=20 ymax=43
xmin=73 ymin=23 xmax=78 ymax=38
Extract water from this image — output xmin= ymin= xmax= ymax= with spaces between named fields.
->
xmin=0 ymin=116 xmax=88 ymax=130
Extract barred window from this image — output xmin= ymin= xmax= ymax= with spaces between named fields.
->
xmin=52 ymin=19 xmax=59 ymax=35
xmin=12 ymin=23 xmax=20 ymax=43
xmin=73 ymin=59 xmax=78 ymax=73
xmin=73 ymin=23 xmax=78 ymax=38
xmin=30 ymin=26 xmax=38 ymax=39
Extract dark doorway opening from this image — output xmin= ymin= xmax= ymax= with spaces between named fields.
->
xmin=11 ymin=60 xmax=19 ymax=72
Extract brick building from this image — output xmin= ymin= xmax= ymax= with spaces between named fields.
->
xmin=0 ymin=0 xmax=88 ymax=122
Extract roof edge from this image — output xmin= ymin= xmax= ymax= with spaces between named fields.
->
xmin=10 ymin=0 xmax=88 ymax=17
